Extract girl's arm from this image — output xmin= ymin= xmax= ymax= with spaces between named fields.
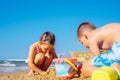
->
xmin=28 ymin=45 xmax=44 ymax=73
xmin=51 ymin=48 xmax=58 ymax=59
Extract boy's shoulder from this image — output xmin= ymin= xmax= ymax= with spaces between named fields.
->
xmin=89 ymin=28 xmax=104 ymax=42
xmin=102 ymin=23 xmax=120 ymax=28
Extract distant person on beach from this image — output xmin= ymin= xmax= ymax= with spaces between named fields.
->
xmin=27 ymin=32 xmax=57 ymax=75
xmin=77 ymin=22 xmax=120 ymax=77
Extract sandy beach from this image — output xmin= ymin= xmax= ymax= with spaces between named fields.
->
xmin=0 ymin=69 xmax=91 ymax=80
xmin=0 ymin=52 xmax=92 ymax=80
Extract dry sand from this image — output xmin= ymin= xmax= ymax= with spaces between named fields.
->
xmin=0 ymin=52 xmax=92 ymax=80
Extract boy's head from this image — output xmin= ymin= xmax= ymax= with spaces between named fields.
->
xmin=77 ymin=22 xmax=96 ymax=48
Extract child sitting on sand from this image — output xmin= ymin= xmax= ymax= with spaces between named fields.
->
xmin=77 ymin=22 xmax=120 ymax=77
xmin=27 ymin=32 xmax=57 ymax=75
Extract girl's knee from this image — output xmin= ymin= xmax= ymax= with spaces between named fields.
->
xmin=34 ymin=53 xmax=45 ymax=64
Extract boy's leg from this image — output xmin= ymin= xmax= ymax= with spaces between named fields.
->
xmin=111 ymin=62 xmax=120 ymax=75
xmin=81 ymin=59 xmax=98 ymax=78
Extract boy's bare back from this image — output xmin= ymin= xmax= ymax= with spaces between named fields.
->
xmin=88 ymin=23 xmax=120 ymax=55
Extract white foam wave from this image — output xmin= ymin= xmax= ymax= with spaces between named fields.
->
xmin=0 ymin=63 xmax=16 ymax=67
xmin=6 ymin=59 xmax=26 ymax=61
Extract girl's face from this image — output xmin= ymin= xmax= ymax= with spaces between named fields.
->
xmin=40 ymin=43 xmax=53 ymax=53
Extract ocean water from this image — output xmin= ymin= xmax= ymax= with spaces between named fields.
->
xmin=0 ymin=52 xmax=73 ymax=73
xmin=0 ymin=59 xmax=29 ymax=72
xmin=0 ymin=59 xmax=55 ymax=73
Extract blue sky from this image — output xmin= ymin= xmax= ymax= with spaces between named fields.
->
xmin=0 ymin=0 xmax=120 ymax=60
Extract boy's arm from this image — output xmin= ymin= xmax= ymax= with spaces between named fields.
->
xmin=89 ymin=40 xmax=100 ymax=56
xmin=28 ymin=46 xmax=44 ymax=73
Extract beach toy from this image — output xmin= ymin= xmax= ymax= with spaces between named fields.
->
xmin=55 ymin=58 xmax=78 ymax=78
xmin=118 ymin=75 xmax=120 ymax=80
xmin=91 ymin=66 xmax=118 ymax=80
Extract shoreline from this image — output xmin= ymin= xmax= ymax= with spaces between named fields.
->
xmin=0 ymin=52 xmax=92 ymax=80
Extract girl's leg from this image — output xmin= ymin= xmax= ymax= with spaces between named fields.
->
xmin=34 ymin=53 xmax=45 ymax=66
xmin=29 ymin=53 xmax=45 ymax=75
xmin=42 ymin=53 xmax=53 ymax=71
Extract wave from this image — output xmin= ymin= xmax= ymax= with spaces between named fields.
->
xmin=0 ymin=64 xmax=16 ymax=67
xmin=0 ymin=59 xmax=27 ymax=67
xmin=6 ymin=59 xmax=26 ymax=61
xmin=0 ymin=59 xmax=28 ymax=72
xmin=0 ymin=61 xmax=16 ymax=67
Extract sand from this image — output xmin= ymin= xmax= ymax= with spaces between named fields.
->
xmin=0 ymin=52 xmax=92 ymax=80
xmin=0 ymin=69 xmax=91 ymax=80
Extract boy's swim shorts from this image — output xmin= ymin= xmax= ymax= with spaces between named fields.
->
xmin=92 ymin=42 xmax=120 ymax=67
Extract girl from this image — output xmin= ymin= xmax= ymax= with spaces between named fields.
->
xmin=27 ymin=32 xmax=57 ymax=75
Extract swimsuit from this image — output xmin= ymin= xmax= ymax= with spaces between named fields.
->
xmin=92 ymin=42 xmax=120 ymax=67
xmin=25 ymin=46 xmax=40 ymax=63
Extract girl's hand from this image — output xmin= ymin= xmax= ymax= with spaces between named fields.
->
xmin=53 ymin=58 xmax=66 ymax=63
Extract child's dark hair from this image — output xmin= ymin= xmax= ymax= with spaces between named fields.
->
xmin=40 ymin=32 xmax=55 ymax=45
xmin=77 ymin=22 xmax=96 ymax=38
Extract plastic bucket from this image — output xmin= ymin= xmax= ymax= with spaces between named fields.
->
xmin=55 ymin=58 xmax=78 ymax=77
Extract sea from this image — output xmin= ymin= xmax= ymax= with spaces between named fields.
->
xmin=0 ymin=52 xmax=73 ymax=73
xmin=0 ymin=59 xmax=29 ymax=73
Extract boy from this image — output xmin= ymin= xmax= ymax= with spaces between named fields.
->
xmin=27 ymin=32 xmax=57 ymax=75
xmin=77 ymin=22 xmax=120 ymax=77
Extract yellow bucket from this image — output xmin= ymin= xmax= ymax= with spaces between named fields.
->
xmin=91 ymin=66 xmax=118 ymax=80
